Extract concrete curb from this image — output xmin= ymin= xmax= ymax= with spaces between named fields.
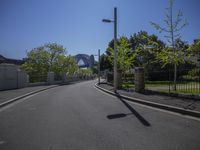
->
xmin=95 ymin=83 xmax=200 ymax=118
xmin=0 ymin=85 xmax=59 ymax=108
xmin=0 ymin=80 xmax=91 ymax=108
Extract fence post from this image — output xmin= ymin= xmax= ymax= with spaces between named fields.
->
xmin=134 ymin=67 xmax=145 ymax=93
xmin=62 ymin=73 xmax=67 ymax=83
xmin=47 ymin=72 xmax=54 ymax=85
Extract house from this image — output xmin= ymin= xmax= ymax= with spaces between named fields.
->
xmin=0 ymin=55 xmax=24 ymax=65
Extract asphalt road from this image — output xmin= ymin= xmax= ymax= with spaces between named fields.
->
xmin=0 ymin=80 xmax=200 ymax=150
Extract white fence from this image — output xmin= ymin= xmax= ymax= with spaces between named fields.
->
xmin=0 ymin=64 xmax=95 ymax=90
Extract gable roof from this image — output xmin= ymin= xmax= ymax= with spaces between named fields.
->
xmin=0 ymin=55 xmax=24 ymax=65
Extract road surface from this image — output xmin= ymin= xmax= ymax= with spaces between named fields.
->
xmin=0 ymin=80 xmax=200 ymax=150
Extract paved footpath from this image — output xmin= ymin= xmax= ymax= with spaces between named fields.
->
xmin=99 ymin=83 xmax=200 ymax=112
xmin=0 ymin=85 xmax=57 ymax=104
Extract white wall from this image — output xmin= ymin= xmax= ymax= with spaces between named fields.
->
xmin=0 ymin=64 xmax=28 ymax=90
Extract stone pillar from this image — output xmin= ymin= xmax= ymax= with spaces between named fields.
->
xmin=62 ymin=73 xmax=67 ymax=83
xmin=134 ymin=67 xmax=145 ymax=93
xmin=47 ymin=72 xmax=54 ymax=85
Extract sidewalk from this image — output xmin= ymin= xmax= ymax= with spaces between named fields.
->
xmin=0 ymin=85 xmax=57 ymax=104
xmin=98 ymin=83 xmax=200 ymax=112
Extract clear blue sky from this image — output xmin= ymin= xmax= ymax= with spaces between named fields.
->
xmin=0 ymin=0 xmax=199 ymax=59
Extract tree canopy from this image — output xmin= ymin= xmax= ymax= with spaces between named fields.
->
xmin=21 ymin=43 xmax=78 ymax=82
xmin=150 ymin=0 xmax=188 ymax=89
xmin=102 ymin=31 xmax=166 ymax=73
xmin=106 ymin=36 xmax=135 ymax=73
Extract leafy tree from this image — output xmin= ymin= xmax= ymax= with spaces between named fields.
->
xmin=150 ymin=0 xmax=188 ymax=90
xmin=106 ymin=36 xmax=135 ymax=74
xmin=105 ymin=39 xmax=115 ymax=71
xmin=105 ymin=31 xmax=166 ymax=80
xmin=129 ymin=31 xmax=165 ymax=67
xmin=21 ymin=43 xmax=78 ymax=82
xmin=78 ymin=68 xmax=93 ymax=76
xmin=100 ymin=53 xmax=112 ymax=71
xmin=130 ymin=31 xmax=151 ymax=51
xmin=22 ymin=46 xmax=50 ymax=80
xmin=44 ymin=43 xmax=66 ymax=71
xmin=129 ymin=31 xmax=168 ymax=80
xmin=52 ymin=55 xmax=78 ymax=75
xmin=155 ymin=38 xmax=190 ymax=68
xmin=189 ymin=40 xmax=200 ymax=58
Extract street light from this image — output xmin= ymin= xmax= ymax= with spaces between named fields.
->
xmin=102 ymin=7 xmax=117 ymax=92
xmin=102 ymin=19 xmax=113 ymax=23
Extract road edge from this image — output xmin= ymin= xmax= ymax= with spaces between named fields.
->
xmin=95 ymin=83 xmax=200 ymax=118
xmin=0 ymin=85 xmax=58 ymax=108
xmin=0 ymin=80 xmax=92 ymax=108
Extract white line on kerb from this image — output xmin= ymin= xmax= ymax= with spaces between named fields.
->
xmin=0 ymin=92 xmax=42 ymax=112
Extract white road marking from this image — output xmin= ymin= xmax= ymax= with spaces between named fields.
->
xmin=0 ymin=140 xmax=6 ymax=145
xmin=0 ymin=92 xmax=43 ymax=112
xmin=94 ymin=85 xmax=200 ymax=122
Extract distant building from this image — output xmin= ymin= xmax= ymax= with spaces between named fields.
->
xmin=74 ymin=54 xmax=96 ymax=68
xmin=0 ymin=55 xmax=24 ymax=65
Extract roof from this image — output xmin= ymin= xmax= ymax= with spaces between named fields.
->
xmin=0 ymin=55 xmax=24 ymax=65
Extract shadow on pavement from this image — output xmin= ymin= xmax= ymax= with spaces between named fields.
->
xmin=59 ymin=80 xmax=92 ymax=86
xmin=107 ymin=93 xmax=151 ymax=127
xmin=107 ymin=113 xmax=132 ymax=119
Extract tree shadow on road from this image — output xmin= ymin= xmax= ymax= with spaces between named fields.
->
xmin=59 ymin=80 xmax=89 ymax=86
xmin=107 ymin=93 xmax=151 ymax=127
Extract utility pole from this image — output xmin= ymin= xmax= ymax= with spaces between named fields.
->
xmin=98 ymin=49 xmax=100 ymax=84
xmin=113 ymin=7 xmax=117 ymax=92
xmin=102 ymin=7 xmax=118 ymax=92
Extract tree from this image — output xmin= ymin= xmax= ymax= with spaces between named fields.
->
xmin=52 ymin=55 xmax=78 ymax=75
xmin=189 ymin=40 xmax=200 ymax=59
xmin=21 ymin=43 xmax=78 ymax=82
xmin=150 ymin=0 xmax=188 ymax=90
xmin=100 ymin=53 xmax=112 ymax=71
xmin=104 ymin=31 xmax=166 ymax=80
xmin=106 ymin=36 xmax=136 ymax=74
xmin=129 ymin=31 xmax=165 ymax=67
xmin=155 ymin=38 xmax=190 ymax=68
xmin=128 ymin=31 xmax=168 ymax=80
xmin=22 ymin=46 xmax=50 ymax=81
xmin=78 ymin=68 xmax=93 ymax=77
xmin=43 ymin=43 xmax=66 ymax=71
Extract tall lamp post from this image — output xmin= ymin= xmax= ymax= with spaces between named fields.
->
xmin=102 ymin=7 xmax=117 ymax=92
